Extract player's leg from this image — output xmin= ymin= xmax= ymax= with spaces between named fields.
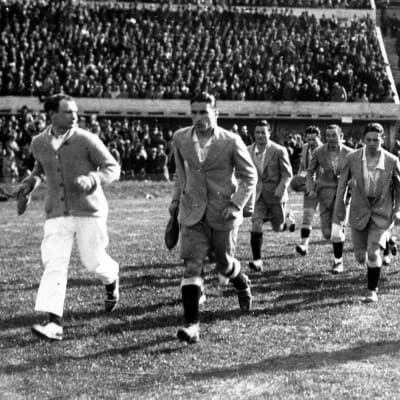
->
xmin=249 ymin=199 xmax=266 ymax=272
xmin=363 ymin=224 xmax=388 ymax=303
xmin=75 ymin=216 xmax=119 ymax=312
xmin=296 ymin=194 xmax=318 ymax=256
xmin=33 ymin=217 xmax=74 ymax=340
xmin=212 ymin=227 xmax=252 ymax=312
xmin=176 ymin=222 xmax=209 ymax=343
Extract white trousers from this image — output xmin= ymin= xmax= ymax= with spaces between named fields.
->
xmin=35 ymin=216 xmax=119 ymax=317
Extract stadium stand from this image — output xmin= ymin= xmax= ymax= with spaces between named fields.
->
xmin=1 ymin=0 xmax=400 ymax=183
xmin=0 ymin=1 xmax=392 ymax=102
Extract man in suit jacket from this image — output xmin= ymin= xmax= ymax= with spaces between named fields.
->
xmin=247 ymin=120 xmax=293 ymax=272
xmin=169 ymin=92 xmax=257 ymax=343
xmin=306 ymin=124 xmax=353 ymax=273
xmin=291 ymin=126 xmax=322 ymax=256
xmin=334 ymin=122 xmax=400 ymax=302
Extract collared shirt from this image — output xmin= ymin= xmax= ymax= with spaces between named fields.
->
xmin=253 ymin=143 xmax=270 ymax=175
xmin=362 ymin=147 xmax=385 ymax=198
xmin=48 ymin=128 xmax=71 ymax=151
xmin=192 ymin=129 xmax=214 ymax=162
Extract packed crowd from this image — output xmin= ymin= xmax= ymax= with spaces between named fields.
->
xmin=0 ymin=105 xmax=368 ymax=186
xmin=0 ymin=1 xmax=393 ymax=102
xmin=136 ymin=0 xmax=371 ymax=7
xmin=0 ymin=109 xmax=182 ymax=184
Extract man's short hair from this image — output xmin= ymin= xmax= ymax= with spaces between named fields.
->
xmin=44 ymin=93 xmax=73 ymax=113
xmin=255 ymin=120 xmax=271 ymax=130
xmin=190 ymin=92 xmax=217 ymax=108
xmin=363 ymin=122 xmax=384 ymax=136
xmin=326 ymin=124 xmax=342 ymax=133
xmin=305 ymin=125 xmax=320 ymax=136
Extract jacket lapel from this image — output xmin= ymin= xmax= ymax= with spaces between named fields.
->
xmin=181 ymin=127 xmax=201 ymax=168
xmin=262 ymin=144 xmax=275 ymax=171
xmin=201 ymin=127 xmax=223 ymax=168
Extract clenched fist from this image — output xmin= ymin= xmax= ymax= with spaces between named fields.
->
xmin=74 ymin=175 xmax=95 ymax=192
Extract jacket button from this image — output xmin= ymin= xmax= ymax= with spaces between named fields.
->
xmin=61 ymin=197 xmax=64 ymax=201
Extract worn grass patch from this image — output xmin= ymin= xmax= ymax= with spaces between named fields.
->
xmin=1 ymin=181 xmax=400 ymax=399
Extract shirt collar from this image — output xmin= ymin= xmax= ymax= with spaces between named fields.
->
xmin=362 ymin=146 xmax=385 ymax=170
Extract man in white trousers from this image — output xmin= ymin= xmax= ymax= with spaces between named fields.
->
xmin=15 ymin=94 xmax=120 ymax=341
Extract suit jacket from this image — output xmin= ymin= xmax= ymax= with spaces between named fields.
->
xmin=298 ymin=141 xmax=322 ymax=174
xmin=290 ymin=141 xmax=322 ymax=193
xmin=306 ymin=143 xmax=353 ymax=193
xmin=171 ymin=126 xmax=257 ymax=230
xmin=334 ymin=147 xmax=400 ymax=230
xmin=247 ymin=141 xmax=293 ymax=204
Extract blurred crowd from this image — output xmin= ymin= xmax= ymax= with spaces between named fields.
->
xmin=1 ymin=106 xmax=371 ymax=185
xmin=0 ymin=1 xmax=394 ymax=102
xmin=0 ymin=108 xmax=181 ymax=184
xmin=137 ymin=0 xmax=371 ymax=7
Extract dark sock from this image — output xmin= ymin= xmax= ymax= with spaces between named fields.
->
xmin=250 ymin=232 xmax=263 ymax=260
xmin=367 ymin=267 xmax=381 ymax=291
xmin=383 ymin=240 xmax=389 ymax=256
xmin=49 ymin=313 xmax=62 ymax=326
xmin=105 ymin=281 xmax=116 ymax=293
xmin=230 ymin=272 xmax=249 ymax=291
xmin=301 ymin=228 xmax=310 ymax=239
xmin=181 ymin=284 xmax=201 ymax=325
xmin=333 ymin=241 xmax=344 ymax=259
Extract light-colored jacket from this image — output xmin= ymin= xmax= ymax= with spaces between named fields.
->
xmin=171 ymin=126 xmax=257 ymax=230
xmin=306 ymin=143 xmax=353 ymax=192
xmin=24 ymin=126 xmax=120 ymax=219
xmin=334 ymin=147 xmax=400 ymax=230
xmin=298 ymin=140 xmax=322 ymax=174
xmin=247 ymin=141 xmax=293 ymax=204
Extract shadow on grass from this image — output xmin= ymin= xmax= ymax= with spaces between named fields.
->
xmin=183 ymin=339 xmax=400 ymax=380
xmin=1 ymin=335 xmax=177 ymax=375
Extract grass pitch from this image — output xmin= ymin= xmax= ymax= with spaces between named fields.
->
xmin=1 ymin=181 xmax=400 ymax=399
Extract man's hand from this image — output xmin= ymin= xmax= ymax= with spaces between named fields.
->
xmin=306 ymin=190 xmax=317 ymax=199
xmin=14 ymin=183 xmax=32 ymax=216
xmin=74 ymin=175 xmax=95 ymax=192
xmin=273 ymin=185 xmax=285 ymax=199
xmin=221 ymin=205 xmax=240 ymax=220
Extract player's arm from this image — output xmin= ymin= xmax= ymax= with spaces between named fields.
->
xmin=306 ymin=149 xmax=319 ymax=196
xmin=274 ymin=146 xmax=293 ymax=199
xmin=333 ymin=156 xmax=351 ymax=224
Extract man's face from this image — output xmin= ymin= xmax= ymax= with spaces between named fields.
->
xmin=254 ymin=125 xmax=270 ymax=146
xmin=51 ymin=99 xmax=78 ymax=130
xmin=364 ymin=131 xmax=383 ymax=153
xmin=326 ymin=127 xmax=342 ymax=147
xmin=191 ymin=101 xmax=217 ymax=133
xmin=306 ymin=133 xmax=319 ymax=150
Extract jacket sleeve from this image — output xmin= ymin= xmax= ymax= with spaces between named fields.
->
xmin=171 ymin=141 xmax=184 ymax=204
xmin=87 ymin=134 xmax=120 ymax=185
xmin=21 ymin=140 xmax=45 ymax=192
xmin=275 ymin=146 xmax=293 ymax=194
xmin=306 ymin=150 xmax=319 ymax=193
xmin=231 ymin=136 xmax=257 ymax=210
xmin=333 ymin=155 xmax=351 ymax=224
xmin=392 ymin=157 xmax=400 ymax=215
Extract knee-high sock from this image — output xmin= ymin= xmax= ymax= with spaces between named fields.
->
xmin=250 ymin=232 xmax=263 ymax=260
xmin=181 ymin=284 xmax=201 ymax=325
xmin=333 ymin=241 xmax=344 ymax=259
xmin=230 ymin=272 xmax=250 ymax=291
xmin=383 ymin=239 xmax=390 ymax=256
xmin=367 ymin=267 xmax=381 ymax=291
